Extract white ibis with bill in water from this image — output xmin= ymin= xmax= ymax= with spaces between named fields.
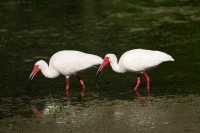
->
xmin=96 ymin=49 xmax=174 ymax=96
xmin=27 ymin=50 xmax=103 ymax=100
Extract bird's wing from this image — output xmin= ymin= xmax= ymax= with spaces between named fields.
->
xmin=119 ymin=49 xmax=173 ymax=72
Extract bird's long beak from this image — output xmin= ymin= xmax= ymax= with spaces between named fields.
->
xmin=95 ymin=57 xmax=110 ymax=86
xmin=29 ymin=65 xmax=40 ymax=80
xmin=26 ymin=65 xmax=40 ymax=97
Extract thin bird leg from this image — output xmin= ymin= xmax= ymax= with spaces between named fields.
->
xmin=66 ymin=79 xmax=70 ymax=101
xmin=76 ymin=75 xmax=87 ymax=97
xmin=133 ymin=74 xmax=141 ymax=92
xmin=143 ymin=72 xmax=150 ymax=96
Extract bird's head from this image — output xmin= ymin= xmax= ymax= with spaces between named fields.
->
xmin=26 ymin=60 xmax=43 ymax=97
xmin=95 ymin=54 xmax=114 ymax=88
xmin=96 ymin=54 xmax=113 ymax=75
xmin=29 ymin=60 xmax=43 ymax=80
xmin=96 ymin=54 xmax=116 ymax=74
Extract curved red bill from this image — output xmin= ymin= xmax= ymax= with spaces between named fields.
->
xmin=95 ymin=57 xmax=110 ymax=88
xmin=96 ymin=57 xmax=110 ymax=75
xmin=26 ymin=65 xmax=40 ymax=98
xmin=29 ymin=65 xmax=40 ymax=80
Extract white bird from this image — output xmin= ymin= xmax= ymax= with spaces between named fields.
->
xmin=96 ymin=49 xmax=174 ymax=95
xmin=27 ymin=50 xmax=103 ymax=99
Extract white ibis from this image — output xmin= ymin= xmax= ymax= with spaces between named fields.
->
xmin=27 ymin=50 xmax=103 ymax=99
xmin=96 ymin=49 xmax=174 ymax=95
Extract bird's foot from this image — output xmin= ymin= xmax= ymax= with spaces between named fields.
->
xmin=81 ymin=91 xmax=85 ymax=97
xmin=129 ymin=89 xmax=142 ymax=98
xmin=135 ymin=91 xmax=141 ymax=97
xmin=129 ymin=89 xmax=137 ymax=93
xmin=147 ymin=90 xmax=150 ymax=97
xmin=66 ymin=92 xmax=71 ymax=104
xmin=66 ymin=99 xmax=71 ymax=106
xmin=81 ymin=87 xmax=88 ymax=97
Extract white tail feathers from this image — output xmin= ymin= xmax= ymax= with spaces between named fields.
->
xmin=168 ymin=55 xmax=174 ymax=61
xmin=155 ymin=51 xmax=174 ymax=62
xmin=163 ymin=54 xmax=174 ymax=62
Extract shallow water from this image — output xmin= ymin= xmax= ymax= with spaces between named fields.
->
xmin=0 ymin=0 xmax=200 ymax=132
xmin=1 ymin=96 xmax=200 ymax=133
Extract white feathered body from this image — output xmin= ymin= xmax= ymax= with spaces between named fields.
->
xmin=118 ymin=49 xmax=174 ymax=73
xmin=48 ymin=50 xmax=103 ymax=77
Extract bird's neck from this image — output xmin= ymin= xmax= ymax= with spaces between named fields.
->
xmin=110 ymin=55 xmax=125 ymax=73
xmin=40 ymin=61 xmax=59 ymax=78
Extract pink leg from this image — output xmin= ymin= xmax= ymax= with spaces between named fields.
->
xmin=133 ymin=74 xmax=141 ymax=92
xmin=135 ymin=91 xmax=141 ymax=98
xmin=66 ymin=79 xmax=70 ymax=101
xmin=143 ymin=72 xmax=150 ymax=96
xmin=76 ymin=75 xmax=87 ymax=97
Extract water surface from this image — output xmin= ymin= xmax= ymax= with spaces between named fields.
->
xmin=0 ymin=0 xmax=200 ymax=132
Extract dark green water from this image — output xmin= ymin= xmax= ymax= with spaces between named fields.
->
xmin=0 ymin=0 xmax=200 ymax=132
